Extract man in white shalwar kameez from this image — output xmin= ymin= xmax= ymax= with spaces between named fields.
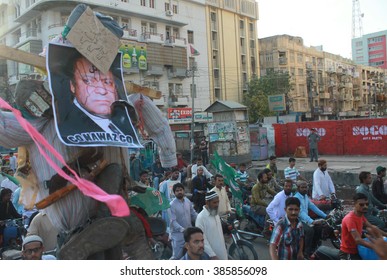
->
xmin=195 ymin=191 xmax=228 ymax=260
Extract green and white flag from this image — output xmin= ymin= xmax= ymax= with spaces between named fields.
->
xmin=211 ymin=151 xmax=244 ymax=217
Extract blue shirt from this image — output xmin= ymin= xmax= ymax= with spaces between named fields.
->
xmin=294 ymin=192 xmax=326 ymax=225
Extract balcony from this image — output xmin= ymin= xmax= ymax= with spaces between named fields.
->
xmin=165 ymin=36 xmax=186 ymax=47
xmin=123 ymin=29 xmax=138 ymax=40
xmin=167 ymin=67 xmax=187 ymax=79
xmin=279 ymin=57 xmax=287 ymax=65
xmin=145 ymin=64 xmax=164 ymax=77
xmin=319 ymin=92 xmax=330 ymax=99
xmin=168 ymin=95 xmax=189 ymax=106
xmin=141 ymin=32 xmax=164 ymax=44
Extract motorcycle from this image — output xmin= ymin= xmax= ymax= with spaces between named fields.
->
xmin=146 ymin=215 xmax=172 ymax=260
xmin=313 ymin=202 xmax=345 ymax=250
xmin=220 ymin=215 xmax=259 ymax=260
xmin=238 ymin=205 xmax=273 ymax=242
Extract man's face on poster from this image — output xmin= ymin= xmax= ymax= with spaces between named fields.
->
xmin=70 ymin=57 xmax=118 ymax=117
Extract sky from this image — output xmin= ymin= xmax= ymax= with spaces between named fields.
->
xmin=257 ymin=0 xmax=387 ymax=59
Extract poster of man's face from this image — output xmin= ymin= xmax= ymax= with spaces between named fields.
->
xmin=47 ymin=43 xmax=142 ymax=148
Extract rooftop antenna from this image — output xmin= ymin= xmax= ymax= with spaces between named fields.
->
xmin=352 ymin=0 xmax=364 ymax=38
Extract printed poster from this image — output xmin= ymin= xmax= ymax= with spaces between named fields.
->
xmin=47 ymin=43 xmax=142 ymax=148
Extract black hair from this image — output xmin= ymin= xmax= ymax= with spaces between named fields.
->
xmin=173 ymin=182 xmax=185 ymax=193
xmin=289 ymin=157 xmax=296 ymax=163
xmin=214 ymin=174 xmax=223 ymax=181
xmin=263 ymin=168 xmax=272 ymax=174
xmin=257 ymin=171 xmax=266 ymax=181
xmin=353 ymin=192 xmax=368 ymax=202
xmin=359 ymin=171 xmax=371 ymax=184
xmin=139 ymin=170 xmax=148 ymax=176
xmin=269 ymin=155 xmax=276 ymax=160
xmin=183 ymin=227 xmax=203 ymax=243
xmin=285 ymin=197 xmax=300 ymax=208
xmin=0 ymin=188 xmax=12 ymax=200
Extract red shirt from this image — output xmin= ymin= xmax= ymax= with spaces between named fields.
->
xmin=176 ymin=158 xmax=187 ymax=170
xmin=340 ymin=211 xmax=367 ymax=254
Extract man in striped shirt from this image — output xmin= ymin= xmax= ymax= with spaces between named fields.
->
xmin=284 ymin=157 xmax=307 ymax=183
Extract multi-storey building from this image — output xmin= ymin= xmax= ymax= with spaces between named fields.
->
xmin=352 ymin=30 xmax=387 ymax=69
xmin=259 ymin=34 xmax=387 ymax=120
xmin=0 ymin=0 xmax=260 ymax=114
xmin=0 ymin=0 xmax=211 ymax=112
xmin=205 ymin=0 xmax=259 ymax=103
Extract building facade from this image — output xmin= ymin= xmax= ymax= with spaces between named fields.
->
xmin=205 ymin=0 xmax=259 ymax=104
xmin=352 ymin=30 xmax=387 ymax=69
xmin=0 ymin=0 xmax=211 ymax=112
xmin=259 ymin=34 xmax=387 ymax=120
xmin=0 ymin=0 xmax=260 ymax=113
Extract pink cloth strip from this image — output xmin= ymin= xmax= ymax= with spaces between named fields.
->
xmin=0 ymin=98 xmax=129 ymax=217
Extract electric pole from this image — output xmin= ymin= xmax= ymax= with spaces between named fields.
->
xmin=190 ymin=62 xmax=197 ymax=164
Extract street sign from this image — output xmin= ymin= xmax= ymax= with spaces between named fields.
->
xmin=268 ymin=94 xmax=286 ymax=112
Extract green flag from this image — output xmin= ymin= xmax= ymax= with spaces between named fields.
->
xmin=211 ymin=151 xmax=244 ymax=217
xmin=130 ymin=187 xmax=170 ymax=216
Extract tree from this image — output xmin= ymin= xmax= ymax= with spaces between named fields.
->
xmin=243 ymin=70 xmax=293 ymax=123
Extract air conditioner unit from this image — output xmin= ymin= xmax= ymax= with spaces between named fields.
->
xmin=166 ymin=10 xmax=174 ymax=16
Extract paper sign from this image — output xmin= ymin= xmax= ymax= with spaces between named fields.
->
xmin=66 ymin=7 xmax=121 ymax=74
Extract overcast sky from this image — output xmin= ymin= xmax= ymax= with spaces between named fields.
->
xmin=257 ymin=0 xmax=387 ymax=59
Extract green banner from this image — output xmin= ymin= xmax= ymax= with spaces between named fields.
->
xmin=211 ymin=152 xmax=244 ymax=217
xmin=130 ymin=187 xmax=170 ymax=216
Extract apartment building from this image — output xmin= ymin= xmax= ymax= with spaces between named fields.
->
xmin=0 ymin=0 xmax=211 ymax=112
xmin=352 ymin=30 xmax=387 ymax=69
xmin=205 ymin=0 xmax=259 ymax=104
xmin=0 ymin=0 xmax=260 ymax=113
xmin=259 ymin=34 xmax=387 ymax=120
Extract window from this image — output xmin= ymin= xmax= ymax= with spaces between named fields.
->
xmin=149 ymin=23 xmax=157 ymax=34
xmin=249 ymin=22 xmax=254 ymax=32
xmin=249 ymin=39 xmax=255 ymax=49
xmin=165 ymin=3 xmax=170 ymax=11
xmin=140 ymin=0 xmax=146 ymax=7
xmin=122 ymin=17 xmax=131 ymax=29
xmin=14 ymin=4 xmax=21 ymax=18
xmin=298 ymin=68 xmax=303 ymax=76
xmin=187 ymin=31 xmax=194 ymax=44
xmin=121 ymin=0 xmax=128 ymax=2
xmin=240 ymin=20 xmax=244 ymax=29
xmin=172 ymin=5 xmax=178 ymax=14
xmin=141 ymin=22 xmax=147 ymax=34
xmin=149 ymin=0 xmax=155 ymax=8
xmin=211 ymin=12 xmax=216 ymax=22
xmin=297 ymin=53 xmax=303 ymax=64
xmin=0 ymin=10 xmax=5 ymax=25
xmin=189 ymin=57 xmax=195 ymax=69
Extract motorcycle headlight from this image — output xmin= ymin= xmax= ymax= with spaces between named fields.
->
xmin=233 ymin=220 xmax=240 ymax=229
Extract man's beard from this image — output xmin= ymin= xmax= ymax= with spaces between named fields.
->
xmin=284 ymin=190 xmax=292 ymax=196
xmin=209 ymin=208 xmax=218 ymax=216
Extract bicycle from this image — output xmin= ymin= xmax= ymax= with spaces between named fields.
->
xmin=220 ymin=215 xmax=259 ymax=260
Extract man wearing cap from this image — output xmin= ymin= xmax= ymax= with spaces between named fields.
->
xmin=22 ymin=235 xmax=56 ymax=260
xmin=307 ymin=128 xmax=320 ymax=162
xmin=195 ymin=191 xmax=228 ymax=260
xmin=312 ymin=159 xmax=336 ymax=201
xmin=372 ymin=166 xmax=387 ymax=204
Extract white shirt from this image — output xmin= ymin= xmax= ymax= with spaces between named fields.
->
xmin=191 ymin=164 xmax=213 ymax=179
xmin=195 ymin=206 xmax=228 ymax=260
xmin=211 ymin=186 xmax=231 ymax=217
xmin=9 ymin=156 xmax=17 ymax=171
xmin=312 ymin=168 xmax=335 ymax=200
xmin=266 ymin=190 xmax=293 ymax=225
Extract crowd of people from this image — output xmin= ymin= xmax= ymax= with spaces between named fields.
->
xmin=1 ymin=150 xmax=386 ymax=261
